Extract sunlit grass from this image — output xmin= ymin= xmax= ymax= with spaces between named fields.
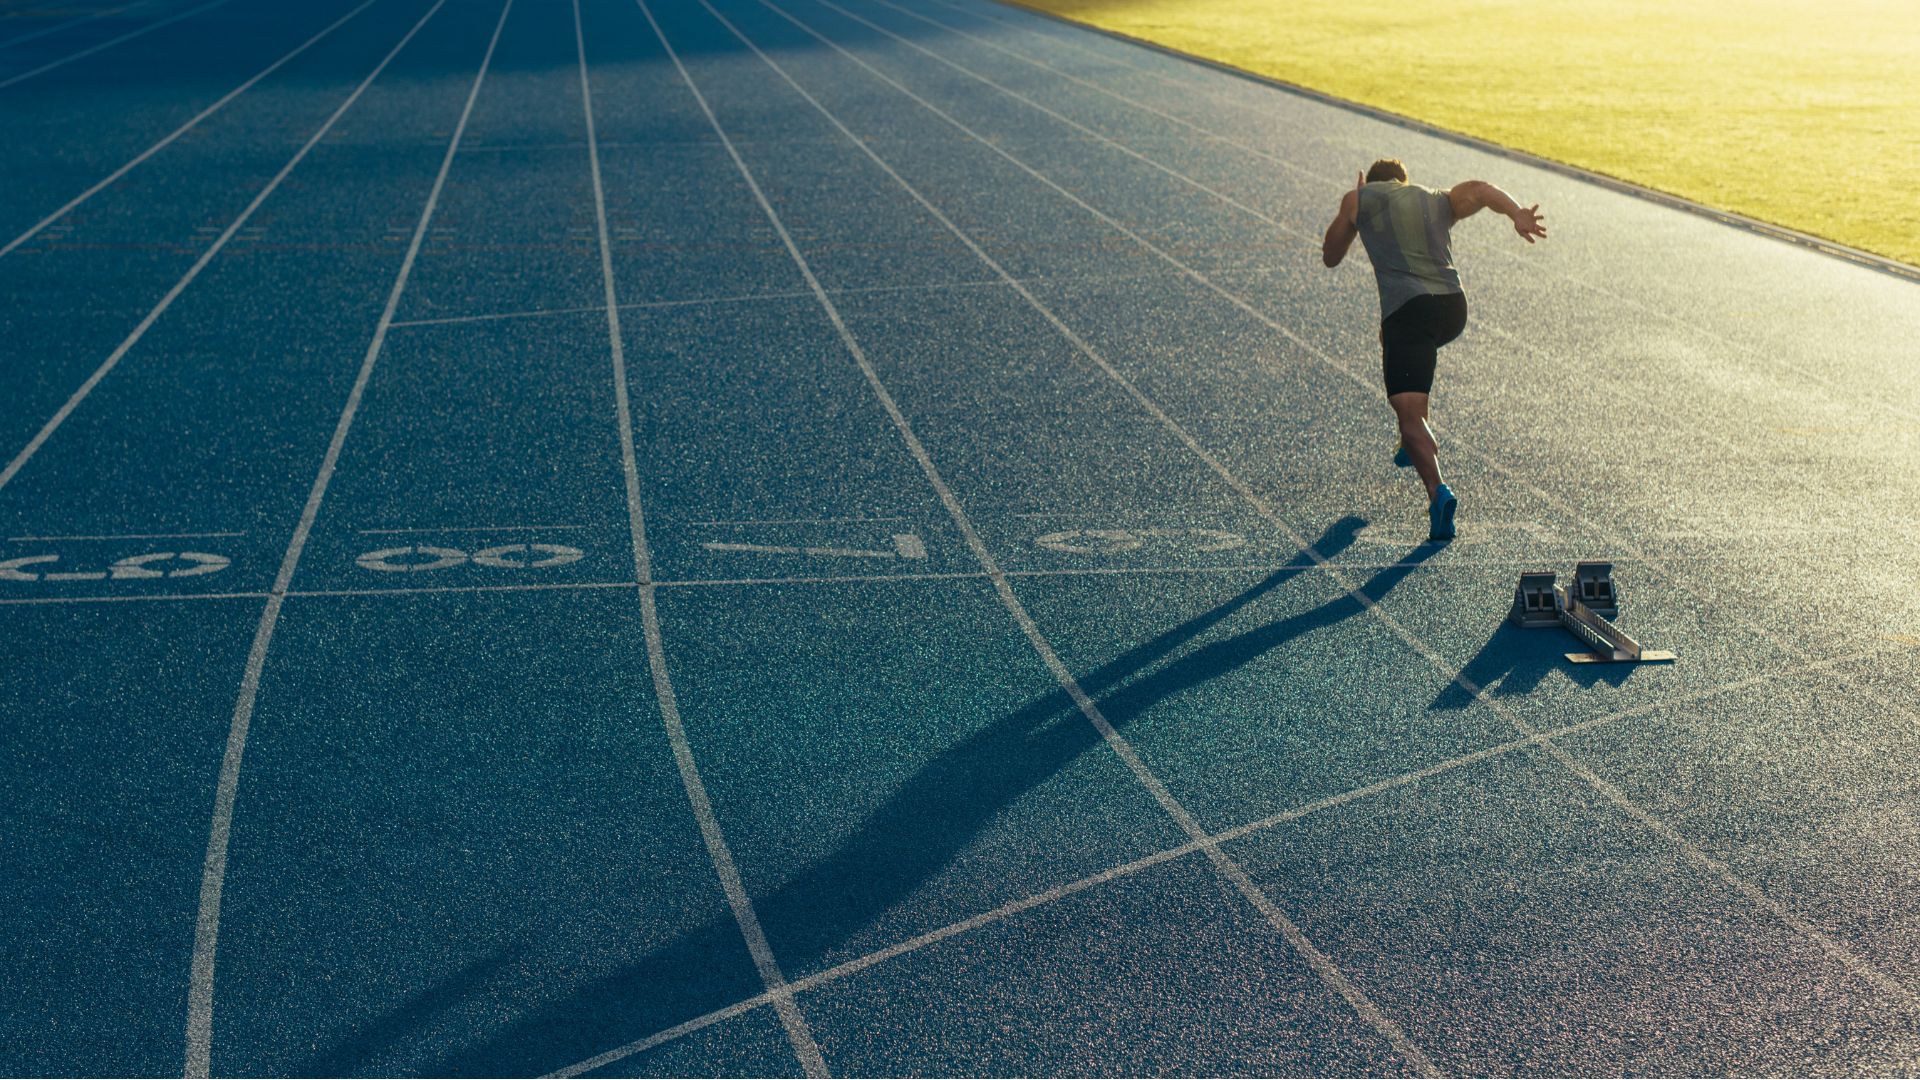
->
xmin=1016 ymin=0 xmax=1920 ymax=268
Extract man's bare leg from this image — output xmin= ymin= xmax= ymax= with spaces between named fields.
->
xmin=1389 ymin=391 xmax=1442 ymax=500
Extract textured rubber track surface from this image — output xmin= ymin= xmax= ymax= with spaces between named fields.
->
xmin=3 ymin=0 xmax=1919 ymax=1075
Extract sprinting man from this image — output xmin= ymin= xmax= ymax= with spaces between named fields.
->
xmin=1321 ymin=159 xmax=1546 ymax=540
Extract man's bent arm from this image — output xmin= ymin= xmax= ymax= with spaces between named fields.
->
xmin=1448 ymin=180 xmax=1548 ymax=242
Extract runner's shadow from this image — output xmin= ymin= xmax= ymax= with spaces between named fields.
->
xmin=1090 ymin=535 xmax=1439 ymax=725
xmin=738 ymin=516 xmax=1396 ymax=970
xmin=345 ymin=516 xmax=1425 ymax=1075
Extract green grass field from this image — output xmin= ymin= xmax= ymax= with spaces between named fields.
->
xmin=1017 ymin=0 xmax=1920 ymax=269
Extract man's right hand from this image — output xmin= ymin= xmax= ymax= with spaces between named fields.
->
xmin=1511 ymin=203 xmax=1548 ymax=243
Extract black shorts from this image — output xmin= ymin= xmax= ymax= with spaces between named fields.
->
xmin=1380 ymin=292 xmax=1467 ymax=396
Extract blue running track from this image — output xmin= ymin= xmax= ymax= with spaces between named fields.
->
xmin=4 ymin=0 xmax=1920 ymax=1074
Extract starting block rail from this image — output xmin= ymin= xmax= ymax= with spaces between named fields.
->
xmin=1512 ymin=562 xmax=1676 ymax=664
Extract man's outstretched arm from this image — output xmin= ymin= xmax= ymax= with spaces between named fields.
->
xmin=1448 ymin=180 xmax=1548 ymax=242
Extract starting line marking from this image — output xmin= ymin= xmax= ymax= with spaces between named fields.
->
xmin=355 ymin=523 xmax=589 ymax=535
xmin=702 ymin=533 xmax=928 ymax=560
xmin=1035 ymin=527 xmax=1245 ymax=555
xmin=6 ymin=531 xmax=244 ymax=542
xmin=1354 ymin=521 xmax=1559 ymax=547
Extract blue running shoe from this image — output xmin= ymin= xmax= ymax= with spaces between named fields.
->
xmin=1392 ymin=441 xmax=1412 ymax=468
xmin=1429 ymin=484 xmax=1458 ymax=541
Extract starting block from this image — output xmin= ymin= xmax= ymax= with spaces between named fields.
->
xmin=1510 ymin=562 xmax=1675 ymax=664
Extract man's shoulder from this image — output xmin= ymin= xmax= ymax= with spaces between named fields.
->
xmin=1417 ymin=184 xmax=1457 ymax=222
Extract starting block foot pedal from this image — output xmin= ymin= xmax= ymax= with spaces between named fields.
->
xmin=1510 ymin=571 xmax=1561 ymax=628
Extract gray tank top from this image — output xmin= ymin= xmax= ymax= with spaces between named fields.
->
xmin=1356 ymin=181 xmax=1462 ymax=317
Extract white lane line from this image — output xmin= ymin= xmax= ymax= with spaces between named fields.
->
xmin=386 ymin=279 xmax=1009 ymax=328
xmin=0 ymin=0 xmax=384 ymax=262
xmin=383 ymin=270 xmax=1212 ymax=330
xmin=386 ymin=294 xmax=812 ymax=328
xmin=1006 ymin=560 xmax=1485 ymax=578
xmin=701 ymin=540 xmax=907 ymax=558
xmin=180 ymin=1 xmax=509 ymax=1073
xmin=542 ymin=992 xmax=781 ymax=1079
xmin=0 ymin=2 xmax=409 ymax=496
xmin=900 ymin=0 xmax=1920 ymax=427
xmin=686 ymin=515 xmax=911 ymax=525
xmin=739 ymin=0 xmax=1920 ymax=1017
xmin=387 ymin=302 xmax=609 ymax=328
xmin=0 ymin=0 xmax=232 ymax=89
xmin=6 ymin=529 xmax=244 ymax=541
xmin=546 ymin=642 xmax=1891 ymax=1077
xmin=0 ymin=581 xmax=632 ymax=606
xmin=0 ymin=553 xmax=1748 ymax=607
xmin=289 ymin=580 xmax=634 ymax=599
xmin=0 ymin=589 xmax=267 ymax=606
xmin=658 ymin=570 xmax=983 ymax=588
xmin=354 ymin=523 xmax=589 ymax=534
xmin=582 ymin=1 xmax=828 ymax=1075
xmin=677 ymin=2 xmax=1434 ymax=1072
xmin=0 ymin=0 xmax=146 ymax=51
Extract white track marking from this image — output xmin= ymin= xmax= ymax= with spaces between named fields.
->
xmin=733 ymin=0 xmax=1920 ymax=1016
xmin=0 ymin=0 xmax=383 ymax=261
xmin=385 ymin=271 xmax=1196 ymax=329
xmin=687 ymin=515 xmax=911 ymax=525
xmin=0 ymin=581 xmax=637 ymax=606
xmin=830 ymin=1 xmax=1920 ymax=740
xmin=0 ymin=3 xmax=415 ymax=496
xmin=581 ymin=1 xmax=829 ymax=1074
xmin=6 ymin=530 xmax=243 ymax=541
xmin=673 ymin=1 xmax=1435 ymax=1071
xmin=354 ymin=523 xmax=589 ymax=534
xmin=0 ymin=589 xmax=266 ymax=606
xmin=545 ymin=642 xmax=1888 ymax=1077
xmin=291 ymin=579 xmax=635 ymax=599
xmin=387 ymin=290 xmax=821 ymax=327
xmin=658 ymin=570 xmax=983 ymax=588
xmin=181 ymin=2 xmax=508 ymax=1073
xmin=0 ymin=553 xmax=1742 ymax=606
xmin=0 ymin=0 xmax=146 ymax=51
xmin=387 ymin=302 xmax=610 ymax=328
xmin=0 ymin=0 xmax=231 ymax=89
xmin=542 ymin=993 xmax=781 ymax=1079
xmin=701 ymin=533 xmax=926 ymax=559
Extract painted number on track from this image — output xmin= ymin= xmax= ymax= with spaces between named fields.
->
xmin=355 ymin=543 xmax=586 ymax=574
xmin=0 ymin=550 xmax=230 ymax=582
